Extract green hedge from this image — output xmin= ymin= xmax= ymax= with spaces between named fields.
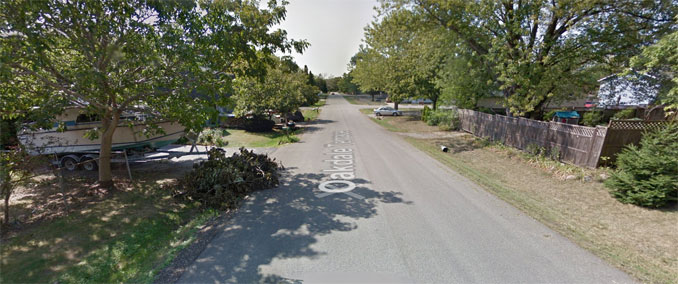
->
xmin=422 ymin=107 xmax=459 ymax=131
xmin=605 ymin=123 xmax=678 ymax=208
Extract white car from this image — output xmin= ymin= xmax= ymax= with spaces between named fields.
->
xmin=374 ymin=106 xmax=402 ymax=116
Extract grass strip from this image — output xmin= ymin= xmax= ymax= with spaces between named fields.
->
xmin=359 ymin=108 xmax=405 ymax=132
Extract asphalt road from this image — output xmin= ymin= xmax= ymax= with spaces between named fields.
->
xmin=177 ymin=95 xmax=633 ymax=283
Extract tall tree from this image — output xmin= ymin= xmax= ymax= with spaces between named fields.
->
xmin=387 ymin=0 xmax=677 ymax=116
xmin=315 ymin=75 xmax=328 ymax=93
xmin=326 ymin=76 xmax=340 ymax=92
xmin=337 ymin=72 xmax=360 ymax=95
xmin=351 ymin=46 xmax=388 ymax=100
xmin=351 ymin=8 xmax=446 ymax=109
xmin=631 ymin=27 xmax=678 ymax=118
xmin=0 ymin=0 xmax=305 ymax=187
xmin=233 ymin=57 xmax=319 ymax=117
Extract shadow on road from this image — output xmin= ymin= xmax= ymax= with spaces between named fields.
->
xmin=297 ymin=119 xmax=334 ymax=136
xmin=180 ymin=170 xmax=412 ymax=283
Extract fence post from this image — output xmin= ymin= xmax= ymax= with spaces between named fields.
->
xmin=491 ymin=114 xmax=497 ymax=141
xmin=585 ymin=127 xmax=599 ymax=168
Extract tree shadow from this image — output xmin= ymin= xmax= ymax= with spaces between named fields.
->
xmin=293 ymin=119 xmax=335 ymax=136
xmin=2 ymin=156 xmax=197 ymax=237
xmin=177 ymin=170 xmax=412 ymax=283
xmin=304 ymin=119 xmax=334 ymax=125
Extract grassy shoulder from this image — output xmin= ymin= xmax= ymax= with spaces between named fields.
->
xmin=363 ymin=112 xmax=678 ymax=284
xmin=301 ymin=99 xmax=326 ymax=122
xmin=1 ymin=181 xmax=216 ymax=283
xmin=359 ymin=108 xmax=404 ymax=132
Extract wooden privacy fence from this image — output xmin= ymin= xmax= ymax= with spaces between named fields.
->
xmin=457 ymin=109 xmax=671 ymax=168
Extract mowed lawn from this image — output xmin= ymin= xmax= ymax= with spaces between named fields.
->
xmin=197 ymin=102 xmax=325 ymax=148
xmin=364 ymin=113 xmax=678 ymax=284
xmin=300 ymin=99 xmax=326 ymax=122
xmin=221 ymin=129 xmax=300 ymax=148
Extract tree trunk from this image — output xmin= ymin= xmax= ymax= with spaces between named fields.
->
xmin=4 ymin=193 xmax=9 ymax=224
xmin=394 ymin=102 xmax=399 ymax=110
xmin=3 ymin=183 xmax=10 ymax=224
xmin=98 ymin=111 xmax=120 ymax=189
xmin=503 ymin=88 xmax=513 ymax=117
xmin=432 ymin=97 xmax=438 ymax=111
xmin=371 ymin=94 xmax=375 ymax=101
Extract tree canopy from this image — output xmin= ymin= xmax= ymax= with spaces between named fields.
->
xmin=631 ymin=27 xmax=678 ymax=117
xmin=351 ymin=8 xmax=446 ymax=109
xmin=232 ymin=56 xmax=319 ymax=117
xmin=0 ymin=0 xmax=305 ymax=186
xmin=353 ymin=0 xmax=677 ymax=116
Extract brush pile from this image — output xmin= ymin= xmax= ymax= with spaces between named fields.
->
xmin=174 ymin=148 xmax=281 ymax=209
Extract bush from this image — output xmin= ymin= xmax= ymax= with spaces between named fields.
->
xmin=424 ymin=109 xmax=459 ymax=130
xmin=582 ymin=111 xmax=604 ymax=126
xmin=287 ymin=110 xmax=305 ymax=122
xmin=174 ymin=148 xmax=281 ymax=210
xmin=221 ymin=116 xmax=275 ymax=132
xmin=605 ymin=124 xmax=678 ymax=208
xmin=243 ymin=116 xmax=275 ymax=132
xmin=197 ymin=128 xmax=229 ymax=147
xmin=421 ymin=105 xmax=431 ymax=122
xmin=612 ymin=109 xmax=636 ymax=120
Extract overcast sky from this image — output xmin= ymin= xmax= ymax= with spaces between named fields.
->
xmin=276 ymin=0 xmax=379 ymax=78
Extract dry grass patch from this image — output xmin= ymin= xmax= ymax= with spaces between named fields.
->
xmin=359 ymin=108 xmax=439 ymax=133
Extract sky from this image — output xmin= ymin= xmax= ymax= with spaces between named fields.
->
xmin=275 ymin=0 xmax=380 ymax=78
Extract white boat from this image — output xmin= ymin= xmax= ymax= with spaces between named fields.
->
xmin=19 ymin=107 xmax=185 ymax=155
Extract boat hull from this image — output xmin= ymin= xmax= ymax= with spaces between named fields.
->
xmin=19 ymin=121 xmax=185 ymax=155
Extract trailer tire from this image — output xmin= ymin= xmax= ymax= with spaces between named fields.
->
xmin=81 ymin=157 xmax=98 ymax=171
xmin=61 ymin=157 xmax=79 ymax=171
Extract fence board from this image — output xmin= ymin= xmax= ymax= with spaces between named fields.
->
xmin=597 ymin=120 xmax=673 ymax=166
xmin=457 ymin=110 xmax=674 ymax=168
xmin=457 ymin=109 xmax=604 ymax=168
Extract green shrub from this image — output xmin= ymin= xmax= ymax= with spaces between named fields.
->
xmin=612 ymin=109 xmax=636 ymax=120
xmin=174 ymin=148 xmax=280 ymax=210
xmin=605 ymin=124 xmax=678 ymax=208
xmin=582 ymin=111 xmax=604 ymax=126
xmin=543 ymin=110 xmax=559 ymax=121
xmin=425 ymin=109 xmax=459 ymax=130
xmin=422 ymin=105 xmax=431 ymax=122
xmin=197 ymin=128 xmax=229 ymax=146
xmin=243 ymin=115 xmax=275 ymax=132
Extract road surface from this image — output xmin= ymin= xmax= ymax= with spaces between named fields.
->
xmin=177 ymin=95 xmax=633 ymax=283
